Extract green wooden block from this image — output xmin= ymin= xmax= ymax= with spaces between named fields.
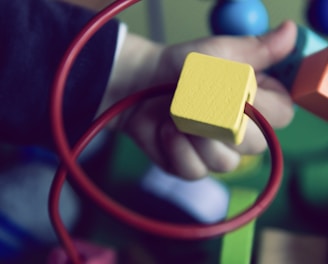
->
xmin=298 ymin=161 xmax=328 ymax=209
xmin=276 ymin=108 xmax=328 ymax=156
xmin=219 ymin=188 xmax=258 ymax=264
xmin=108 ymin=133 xmax=150 ymax=182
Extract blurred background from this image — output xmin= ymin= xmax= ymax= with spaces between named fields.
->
xmin=115 ymin=0 xmax=305 ymax=43
xmin=3 ymin=1 xmax=328 ymax=263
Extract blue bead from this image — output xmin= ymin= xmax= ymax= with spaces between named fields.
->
xmin=209 ymin=0 xmax=269 ymax=36
xmin=306 ymin=0 xmax=328 ymax=35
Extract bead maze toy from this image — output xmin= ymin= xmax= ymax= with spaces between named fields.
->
xmin=47 ymin=1 xmax=284 ymax=263
xmin=2 ymin=0 xmax=328 ymax=263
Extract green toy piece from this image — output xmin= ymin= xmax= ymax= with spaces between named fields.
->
xmin=219 ymin=188 xmax=258 ymax=264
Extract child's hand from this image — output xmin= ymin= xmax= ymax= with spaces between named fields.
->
xmin=99 ymin=21 xmax=297 ymax=180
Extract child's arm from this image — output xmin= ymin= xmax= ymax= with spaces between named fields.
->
xmin=0 ymin=0 xmax=121 ymax=147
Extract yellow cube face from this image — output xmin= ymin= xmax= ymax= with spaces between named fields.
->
xmin=170 ymin=52 xmax=257 ymax=144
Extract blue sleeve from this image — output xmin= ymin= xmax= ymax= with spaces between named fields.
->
xmin=0 ymin=0 xmax=119 ymax=148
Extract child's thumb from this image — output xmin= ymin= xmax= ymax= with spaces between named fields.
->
xmin=251 ymin=20 xmax=298 ymax=70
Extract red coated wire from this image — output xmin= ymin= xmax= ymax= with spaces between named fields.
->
xmin=49 ymin=1 xmax=141 ymax=263
xmin=50 ymin=85 xmax=283 ymax=263
xmin=49 ymin=0 xmax=284 ymax=263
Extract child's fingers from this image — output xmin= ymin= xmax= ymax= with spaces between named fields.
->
xmin=175 ymin=20 xmax=297 ymax=73
xmin=227 ymin=121 xmax=267 ymax=155
xmin=188 ymin=136 xmax=240 ymax=173
xmin=159 ymin=121 xmax=208 ymax=179
xmin=254 ymin=85 xmax=294 ymax=128
xmin=245 ymin=20 xmax=297 ymax=71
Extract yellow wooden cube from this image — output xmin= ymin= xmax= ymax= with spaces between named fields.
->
xmin=170 ymin=52 xmax=257 ymax=144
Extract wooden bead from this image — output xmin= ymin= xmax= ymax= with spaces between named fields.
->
xmin=170 ymin=52 xmax=257 ymax=144
xmin=291 ymin=47 xmax=328 ymax=121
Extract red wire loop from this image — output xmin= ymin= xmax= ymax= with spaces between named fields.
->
xmin=50 ymin=86 xmax=284 ymax=264
xmin=49 ymin=0 xmax=284 ymax=263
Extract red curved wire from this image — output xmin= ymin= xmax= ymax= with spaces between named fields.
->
xmin=49 ymin=0 xmax=141 ymax=263
xmin=50 ymin=84 xmax=283 ymax=263
xmin=49 ymin=0 xmax=284 ymax=263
